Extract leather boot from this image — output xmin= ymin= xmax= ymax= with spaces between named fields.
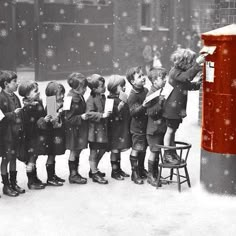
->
xmin=92 ymin=172 xmax=108 ymax=184
xmin=2 ymin=174 xmax=19 ymax=197
xmin=46 ymin=164 xmax=63 ymax=187
xmin=75 ymin=157 xmax=87 ymax=183
xmin=130 ymin=156 xmax=144 ymax=185
xmin=111 ymin=160 xmax=124 ymax=180
xmin=68 ymin=161 xmax=87 ymax=184
xmin=53 ymin=162 xmax=65 ymax=183
xmin=27 ymin=171 xmax=45 ymax=190
xmin=9 ymin=171 xmax=25 ymax=194
xmin=138 ymin=152 xmax=148 ymax=179
xmin=147 ymin=160 xmax=160 ymax=187
xmin=33 ymin=167 xmax=46 ymax=188
xmin=117 ymin=154 xmax=130 ymax=177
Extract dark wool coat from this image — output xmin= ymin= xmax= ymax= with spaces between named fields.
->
xmin=0 ymin=91 xmax=24 ymax=159
xmin=22 ymin=100 xmax=48 ymax=159
xmin=128 ymin=87 xmax=148 ymax=135
xmin=146 ymin=86 xmax=167 ymax=135
xmin=65 ymin=90 xmax=88 ymax=151
xmin=86 ymin=94 xmax=108 ymax=144
xmin=45 ymin=109 xmax=66 ymax=156
xmin=107 ymin=94 xmax=131 ymax=150
xmin=163 ymin=63 xmax=202 ymax=120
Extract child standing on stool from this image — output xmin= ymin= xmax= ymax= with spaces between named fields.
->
xmin=107 ymin=75 xmax=131 ymax=180
xmin=127 ymin=66 xmax=149 ymax=185
xmin=145 ymin=68 xmax=167 ymax=187
xmin=45 ymin=81 xmax=66 ymax=186
xmin=86 ymin=74 xmax=110 ymax=184
xmin=163 ymin=48 xmax=205 ymax=164
xmin=18 ymin=81 xmax=51 ymax=190
xmin=65 ymin=73 xmax=89 ymax=185
xmin=0 ymin=70 xmax=25 ymax=197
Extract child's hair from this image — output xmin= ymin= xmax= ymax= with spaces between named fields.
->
xmin=148 ymin=67 xmax=167 ymax=84
xmin=107 ymin=75 xmax=125 ymax=94
xmin=67 ymin=72 xmax=87 ymax=89
xmin=87 ymin=74 xmax=105 ymax=91
xmin=170 ymin=48 xmax=196 ymax=70
xmin=18 ymin=80 xmax=38 ymax=98
xmin=0 ymin=70 xmax=17 ymax=89
xmin=45 ymin=81 xmax=65 ymax=97
xmin=126 ymin=66 xmax=142 ymax=85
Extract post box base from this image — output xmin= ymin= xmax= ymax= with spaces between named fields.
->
xmin=201 ymin=149 xmax=236 ymax=195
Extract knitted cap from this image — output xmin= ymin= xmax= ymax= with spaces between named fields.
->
xmin=18 ymin=80 xmax=37 ymax=97
xmin=107 ymin=75 xmax=125 ymax=93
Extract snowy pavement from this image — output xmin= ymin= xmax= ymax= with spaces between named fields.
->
xmin=0 ymin=73 xmax=236 ymax=236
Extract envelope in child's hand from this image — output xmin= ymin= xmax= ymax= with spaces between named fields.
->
xmin=46 ymin=96 xmax=57 ymax=119
xmin=64 ymin=96 xmax=72 ymax=110
xmin=104 ymin=98 xmax=114 ymax=113
xmin=0 ymin=109 xmax=5 ymax=121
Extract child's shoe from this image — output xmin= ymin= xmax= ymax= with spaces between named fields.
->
xmin=10 ymin=171 xmax=25 ymax=194
xmin=2 ymin=174 xmax=19 ymax=197
xmin=27 ymin=172 xmax=45 ymax=190
xmin=163 ymin=151 xmax=180 ymax=165
xmin=111 ymin=170 xmax=124 ymax=181
xmin=47 ymin=177 xmax=63 ymax=187
xmin=89 ymin=169 xmax=105 ymax=178
xmin=118 ymin=169 xmax=130 ymax=178
xmin=54 ymin=175 xmax=65 ymax=183
xmin=46 ymin=164 xmax=63 ymax=186
xmin=69 ymin=173 xmax=87 ymax=184
xmin=92 ymin=172 xmax=108 ymax=184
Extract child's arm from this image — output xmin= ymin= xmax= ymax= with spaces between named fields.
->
xmin=171 ymin=62 xmax=202 ymax=83
xmin=146 ymin=97 xmax=165 ymax=119
xmin=128 ymin=93 xmax=146 ymax=117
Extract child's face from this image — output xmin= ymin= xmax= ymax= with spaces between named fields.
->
xmin=75 ymin=85 xmax=87 ymax=96
xmin=153 ymin=75 xmax=166 ymax=90
xmin=94 ymin=81 xmax=106 ymax=94
xmin=56 ymin=90 xmax=64 ymax=103
xmin=117 ymin=84 xmax=126 ymax=94
xmin=132 ymin=71 xmax=146 ymax=88
xmin=6 ymin=78 xmax=18 ymax=93
xmin=27 ymin=85 xmax=40 ymax=101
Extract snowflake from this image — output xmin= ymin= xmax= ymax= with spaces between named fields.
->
xmin=0 ymin=29 xmax=8 ymax=38
xmin=142 ymin=37 xmax=148 ymax=43
xmin=122 ymin=12 xmax=127 ymax=17
xmin=46 ymin=49 xmax=54 ymax=58
xmin=144 ymin=0 xmax=151 ymax=3
xmin=89 ymin=41 xmax=95 ymax=47
xmin=60 ymin=9 xmax=65 ymax=14
xmin=113 ymin=61 xmax=119 ymax=68
xmin=231 ymin=79 xmax=236 ymax=88
xmin=224 ymin=119 xmax=231 ymax=125
xmin=87 ymin=61 xmax=91 ymax=66
xmin=76 ymin=32 xmax=81 ymax=37
xmin=215 ymin=108 xmax=220 ymax=113
xmin=125 ymin=52 xmax=129 ymax=57
xmin=76 ymin=3 xmax=84 ymax=9
xmin=41 ymin=33 xmax=47 ymax=39
xmin=4 ymin=2 xmax=8 ymax=7
xmin=54 ymin=137 xmax=62 ymax=144
xmin=223 ymin=49 xmax=228 ymax=55
xmin=193 ymin=12 xmax=199 ymax=18
xmin=53 ymin=24 xmax=62 ymax=32
xmin=162 ymin=36 xmax=167 ymax=42
xmin=104 ymin=24 xmax=108 ymax=29
xmin=21 ymin=20 xmax=27 ymax=26
xmin=22 ymin=50 xmax=27 ymax=55
xmin=103 ymin=44 xmax=111 ymax=52
xmin=52 ymin=65 xmax=58 ymax=71
xmin=126 ymin=26 xmax=134 ymax=34
xmin=40 ymin=11 xmax=44 ymax=16
xmin=84 ymin=19 xmax=89 ymax=24
xmin=97 ymin=6 xmax=101 ymax=10
xmin=201 ymin=157 xmax=208 ymax=165
xmin=224 ymin=170 xmax=229 ymax=176
xmin=70 ymin=48 xmax=75 ymax=52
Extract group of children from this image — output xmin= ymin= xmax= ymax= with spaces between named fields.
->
xmin=0 ymin=48 xmax=205 ymax=198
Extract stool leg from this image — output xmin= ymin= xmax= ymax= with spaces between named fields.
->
xmin=184 ymin=166 xmax=191 ymax=188
xmin=170 ymin=168 xmax=173 ymax=180
xmin=156 ymin=166 xmax=162 ymax=189
xmin=176 ymin=168 xmax=181 ymax=192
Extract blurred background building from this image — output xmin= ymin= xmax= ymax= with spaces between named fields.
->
xmin=0 ymin=0 xmax=235 ymax=81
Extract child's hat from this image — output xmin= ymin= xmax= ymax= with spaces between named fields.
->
xmin=18 ymin=80 xmax=37 ymax=97
xmin=107 ymin=75 xmax=125 ymax=92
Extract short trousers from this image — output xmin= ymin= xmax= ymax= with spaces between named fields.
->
xmin=147 ymin=133 xmax=165 ymax=152
xmin=166 ymin=118 xmax=182 ymax=130
xmin=89 ymin=142 xmax=108 ymax=150
xmin=131 ymin=133 xmax=147 ymax=152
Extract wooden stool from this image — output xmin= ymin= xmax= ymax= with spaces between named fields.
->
xmin=156 ymin=141 xmax=192 ymax=192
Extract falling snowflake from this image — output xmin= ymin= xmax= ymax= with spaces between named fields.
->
xmin=113 ymin=61 xmax=119 ymax=68
xmin=70 ymin=48 xmax=75 ymax=52
xmin=4 ymin=2 xmax=8 ymax=7
xmin=54 ymin=137 xmax=62 ymax=144
xmin=76 ymin=3 xmax=84 ymax=9
xmin=41 ymin=33 xmax=47 ymax=39
xmin=104 ymin=24 xmax=108 ymax=29
xmin=224 ymin=119 xmax=231 ymax=125
xmin=84 ymin=19 xmax=90 ymax=24
xmin=142 ymin=37 xmax=148 ymax=43
xmin=53 ymin=24 xmax=62 ymax=32
xmin=0 ymin=29 xmax=8 ymax=38
xmin=223 ymin=49 xmax=228 ymax=55
xmin=125 ymin=52 xmax=129 ymax=57
xmin=89 ymin=41 xmax=95 ymax=47
xmin=60 ymin=9 xmax=65 ymax=14
xmin=21 ymin=20 xmax=27 ymax=26
xmin=126 ymin=26 xmax=134 ymax=34
xmin=231 ymin=79 xmax=236 ymax=88
xmin=103 ymin=44 xmax=111 ymax=52
xmin=122 ymin=12 xmax=127 ymax=17
xmin=224 ymin=170 xmax=229 ymax=176
xmin=162 ymin=36 xmax=167 ymax=42
xmin=46 ymin=49 xmax=54 ymax=58
xmin=76 ymin=32 xmax=81 ymax=37
xmin=87 ymin=61 xmax=91 ymax=66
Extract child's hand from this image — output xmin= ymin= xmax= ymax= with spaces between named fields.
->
xmin=44 ymin=115 xmax=52 ymax=122
xmin=142 ymin=100 xmax=149 ymax=108
xmin=81 ymin=113 xmax=89 ymax=120
xmin=158 ymin=95 xmax=165 ymax=105
xmin=196 ymin=54 xmax=206 ymax=65
xmin=102 ymin=111 xmax=111 ymax=118
xmin=14 ymin=108 xmax=21 ymax=114
xmin=118 ymin=101 xmax=125 ymax=111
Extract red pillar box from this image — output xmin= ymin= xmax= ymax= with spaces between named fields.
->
xmin=200 ymin=24 xmax=236 ymax=194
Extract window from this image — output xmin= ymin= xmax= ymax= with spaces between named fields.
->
xmin=141 ymin=0 xmax=152 ymax=29
xmin=159 ymin=0 xmax=170 ymax=29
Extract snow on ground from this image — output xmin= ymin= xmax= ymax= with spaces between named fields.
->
xmin=0 ymin=73 xmax=236 ymax=236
